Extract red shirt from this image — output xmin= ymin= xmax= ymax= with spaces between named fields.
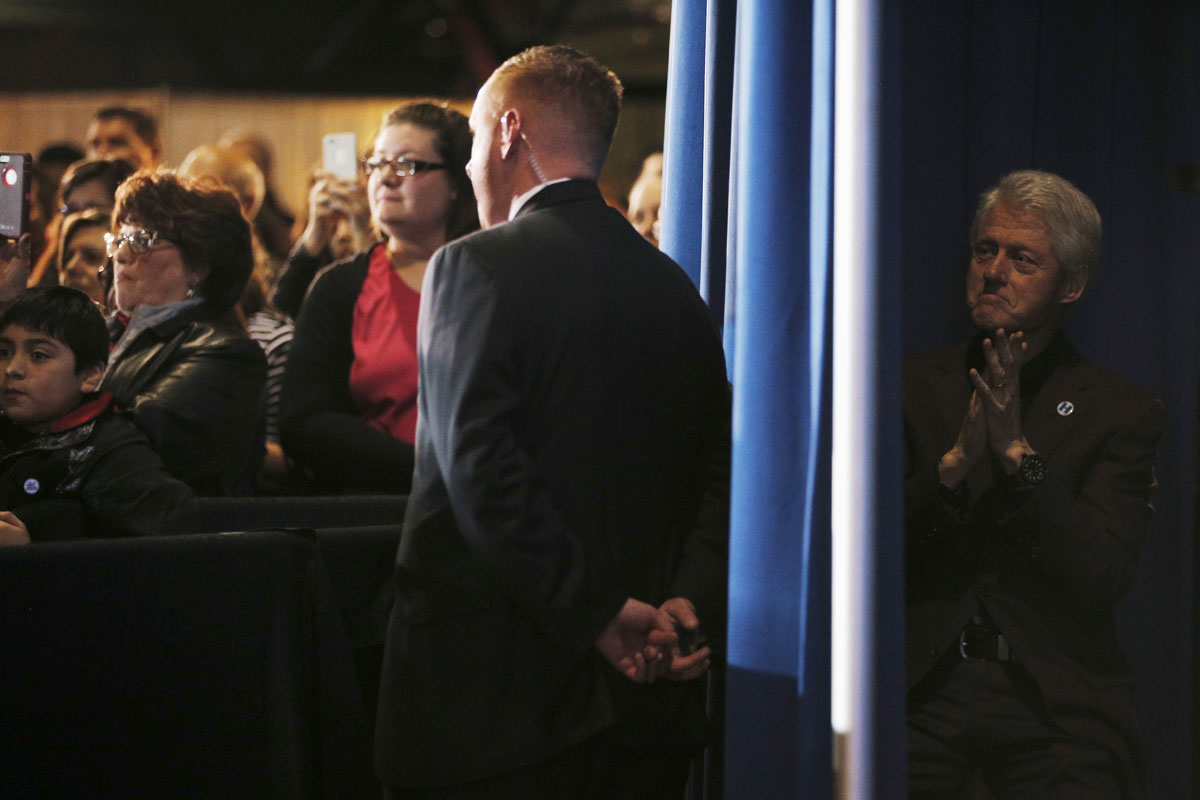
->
xmin=348 ymin=246 xmax=420 ymax=443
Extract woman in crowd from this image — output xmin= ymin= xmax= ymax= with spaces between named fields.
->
xmin=57 ymin=208 xmax=111 ymax=308
xmin=29 ymin=157 xmax=136 ymax=287
xmin=179 ymin=144 xmax=295 ymax=491
xmin=101 ymin=171 xmax=266 ymax=496
xmin=270 ymin=163 xmax=375 ymax=318
xmin=281 ymin=102 xmax=477 ymax=493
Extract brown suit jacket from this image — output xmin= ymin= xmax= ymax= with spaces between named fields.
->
xmin=903 ymin=332 xmax=1163 ymax=797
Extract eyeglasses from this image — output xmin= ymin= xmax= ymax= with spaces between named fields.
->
xmin=361 ymin=155 xmax=446 ymax=178
xmin=103 ymin=229 xmax=170 ymax=258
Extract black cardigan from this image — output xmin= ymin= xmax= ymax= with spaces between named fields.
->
xmin=280 ymin=246 xmax=415 ymax=493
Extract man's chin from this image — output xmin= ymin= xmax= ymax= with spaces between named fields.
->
xmin=970 ymin=312 xmax=996 ymax=330
xmin=969 ymin=306 xmax=1010 ymax=331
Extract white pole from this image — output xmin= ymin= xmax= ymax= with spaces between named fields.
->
xmin=831 ymin=0 xmax=879 ymax=797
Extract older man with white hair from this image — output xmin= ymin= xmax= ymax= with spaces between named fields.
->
xmin=905 ymin=170 xmax=1163 ymax=799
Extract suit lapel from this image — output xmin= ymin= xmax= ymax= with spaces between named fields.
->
xmin=1022 ymin=350 xmax=1094 ymax=458
xmin=929 ymin=342 xmax=972 ymax=450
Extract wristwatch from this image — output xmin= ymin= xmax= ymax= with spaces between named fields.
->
xmin=1017 ymin=452 xmax=1047 ymax=487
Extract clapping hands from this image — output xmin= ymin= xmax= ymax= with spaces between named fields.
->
xmin=940 ymin=328 xmax=1032 ymax=487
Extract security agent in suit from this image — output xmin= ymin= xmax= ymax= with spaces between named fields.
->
xmin=375 ymin=46 xmax=730 ymax=799
xmin=904 ymin=170 xmax=1164 ymax=799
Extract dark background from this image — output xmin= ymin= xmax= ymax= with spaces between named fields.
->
xmin=0 ymin=0 xmax=671 ymax=98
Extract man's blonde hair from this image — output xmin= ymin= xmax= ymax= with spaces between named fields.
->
xmin=490 ymin=45 xmax=623 ymax=175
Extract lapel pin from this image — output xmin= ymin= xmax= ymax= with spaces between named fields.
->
xmin=22 ymin=478 xmax=39 ymax=495
xmin=1057 ymin=401 xmax=1074 ymax=417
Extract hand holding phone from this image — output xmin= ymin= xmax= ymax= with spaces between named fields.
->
xmin=322 ymin=133 xmax=358 ymax=181
xmin=0 ymin=153 xmax=32 ymax=240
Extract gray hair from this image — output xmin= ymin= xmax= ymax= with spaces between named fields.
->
xmin=969 ymin=169 xmax=1102 ymax=279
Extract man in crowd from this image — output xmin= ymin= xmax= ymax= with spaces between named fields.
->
xmin=904 ymin=169 xmax=1163 ymax=798
xmin=218 ymin=127 xmax=297 ymax=261
xmin=85 ymin=106 xmax=162 ymax=170
xmin=375 ymin=45 xmax=730 ymax=799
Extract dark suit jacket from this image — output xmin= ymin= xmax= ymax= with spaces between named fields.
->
xmin=374 ymin=180 xmax=730 ymax=788
xmin=904 ymin=332 xmax=1163 ymax=797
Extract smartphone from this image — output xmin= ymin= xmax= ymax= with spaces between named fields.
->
xmin=322 ymin=133 xmax=358 ymax=181
xmin=0 ymin=153 xmax=31 ymax=239
xmin=676 ymin=624 xmax=707 ymax=656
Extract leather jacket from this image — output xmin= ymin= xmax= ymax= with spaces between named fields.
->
xmin=0 ymin=391 xmax=198 ymax=539
xmin=102 ymin=306 xmax=267 ymax=496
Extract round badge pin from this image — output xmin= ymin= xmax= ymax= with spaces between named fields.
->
xmin=1057 ymin=401 xmax=1074 ymax=417
xmin=22 ymin=478 xmax=40 ymax=495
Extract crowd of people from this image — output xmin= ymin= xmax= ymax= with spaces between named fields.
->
xmin=0 ymin=39 xmax=1161 ymax=800
xmin=0 ymin=54 xmax=712 ymax=796
xmin=2 ymin=97 xmax=665 ymax=513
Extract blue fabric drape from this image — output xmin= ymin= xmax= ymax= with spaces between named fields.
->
xmin=663 ymin=1 xmax=842 ymax=797
xmin=698 ymin=0 xmax=737 ymax=330
xmin=663 ymin=0 xmax=1198 ymax=797
xmin=661 ymin=0 xmax=707 ymax=288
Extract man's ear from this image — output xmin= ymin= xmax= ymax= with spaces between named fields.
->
xmin=498 ymin=110 xmax=520 ymax=160
xmin=1057 ymin=265 xmax=1088 ymax=305
xmin=79 ymin=363 xmax=104 ymax=394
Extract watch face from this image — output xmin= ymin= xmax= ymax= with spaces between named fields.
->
xmin=1020 ymin=454 xmax=1047 ymax=485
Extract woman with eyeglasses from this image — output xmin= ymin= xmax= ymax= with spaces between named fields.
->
xmin=281 ymin=101 xmax=478 ymax=493
xmin=28 ymin=157 xmax=137 ymax=288
xmin=100 ymin=171 xmax=267 ymax=496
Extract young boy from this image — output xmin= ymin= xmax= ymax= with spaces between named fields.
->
xmin=0 ymin=286 xmax=197 ymax=544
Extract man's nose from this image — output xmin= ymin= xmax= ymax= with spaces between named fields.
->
xmin=982 ymin=254 xmax=1009 ymax=283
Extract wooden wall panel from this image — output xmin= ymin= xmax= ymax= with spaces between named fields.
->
xmin=0 ymin=89 xmax=663 ymax=221
xmin=0 ymin=90 xmax=467 ymax=218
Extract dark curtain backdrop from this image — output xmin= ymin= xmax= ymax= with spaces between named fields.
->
xmin=899 ymin=2 xmax=1200 ymax=796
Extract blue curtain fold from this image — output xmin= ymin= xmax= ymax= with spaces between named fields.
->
xmin=664 ymin=1 xmax=840 ymax=797
xmin=663 ymin=0 xmax=1197 ymax=797
xmin=661 ymin=0 xmax=707 ymax=288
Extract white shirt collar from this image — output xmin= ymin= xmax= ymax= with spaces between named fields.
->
xmin=508 ymin=178 xmax=574 ymax=221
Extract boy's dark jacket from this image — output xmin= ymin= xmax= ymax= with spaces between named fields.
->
xmin=0 ymin=391 xmax=198 ymax=541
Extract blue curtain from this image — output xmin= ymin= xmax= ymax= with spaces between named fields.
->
xmin=664 ymin=1 xmax=1199 ymax=798
xmin=661 ymin=0 xmax=707 ymax=289
xmin=724 ymin=0 xmax=833 ymax=797
xmin=662 ymin=1 xmax=872 ymax=798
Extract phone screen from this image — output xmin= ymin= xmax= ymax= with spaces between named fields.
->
xmin=0 ymin=153 xmax=31 ymax=239
xmin=322 ymin=133 xmax=358 ymax=181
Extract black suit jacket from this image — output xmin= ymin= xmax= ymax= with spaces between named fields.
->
xmin=904 ymin=333 xmax=1163 ymax=797
xmin=375 ymin=180 xmax=731 ymax=788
